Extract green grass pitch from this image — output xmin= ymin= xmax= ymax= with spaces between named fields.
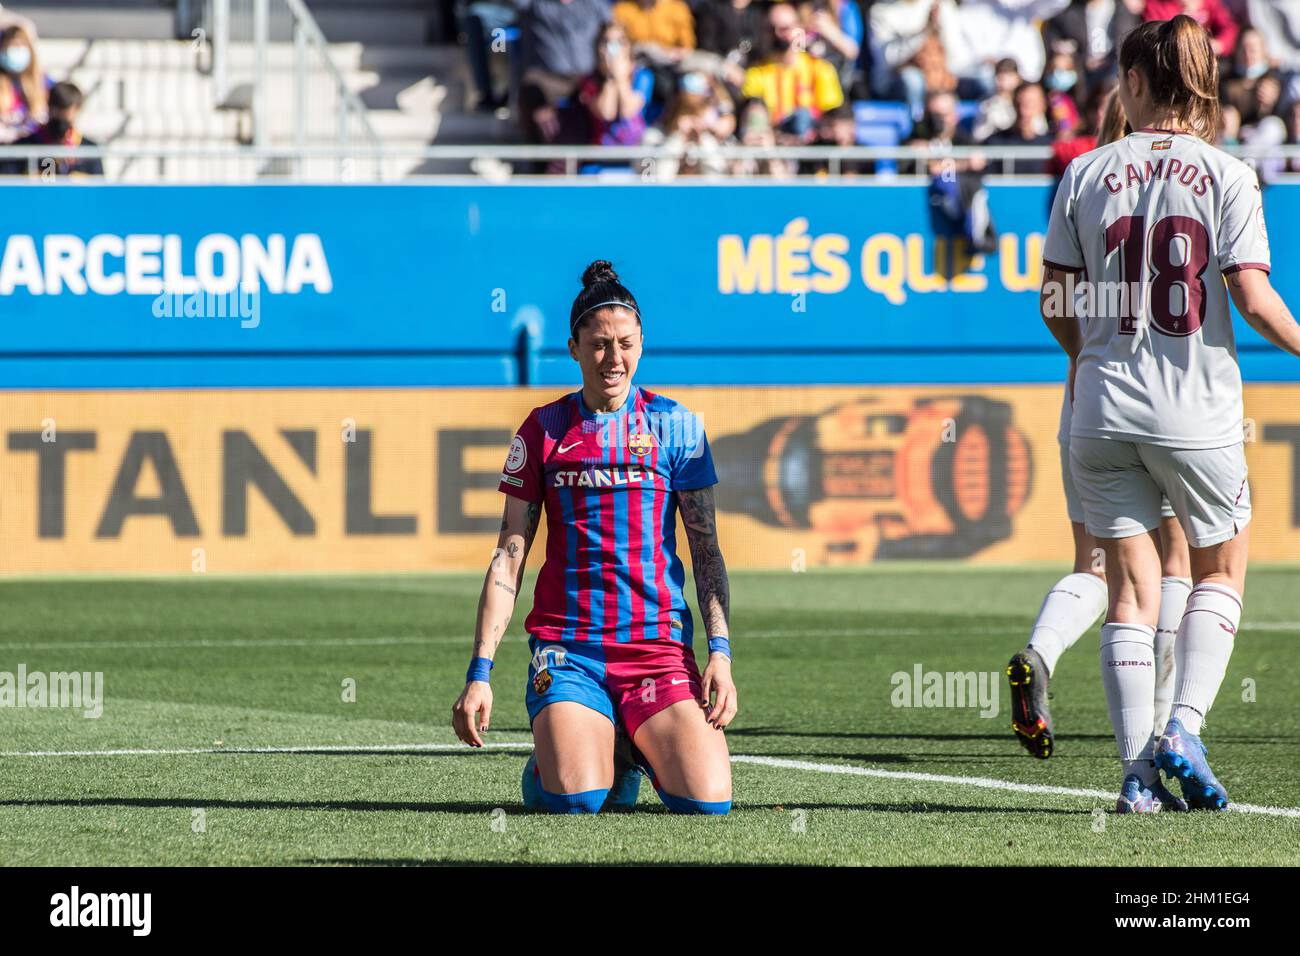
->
xmin=0 ymin=566 xmax=1296 ymax=866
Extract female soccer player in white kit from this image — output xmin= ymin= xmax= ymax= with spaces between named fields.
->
xmin=1042 ymin=16 xmax=1300 ymax=812
xmin=1008 ymin=91 xmax=1193 ymax=762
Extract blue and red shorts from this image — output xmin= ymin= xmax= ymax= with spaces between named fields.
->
xmin=525 ymin=637 xmax=704 ymax=738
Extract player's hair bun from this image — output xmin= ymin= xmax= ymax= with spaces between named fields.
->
xmin=582 ymin=259 xmax=619 ymax=289
xmin=569 ymin=259 xmax=640 ymax=337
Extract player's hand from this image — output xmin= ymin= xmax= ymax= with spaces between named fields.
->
xmin=700 ymin=653 xmax=737 ymax=730
xmin=452 ymin=681 xmax=493 ymax=747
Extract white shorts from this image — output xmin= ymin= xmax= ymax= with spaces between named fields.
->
xmin=1069 ymin=438 xmax=1251 ymax=548
xmin=1060 ymin=441 xmax=1175 ymax=526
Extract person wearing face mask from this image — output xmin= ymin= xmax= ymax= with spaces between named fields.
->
xmin=0 ymin=23 xmax=47 ymax=144
xmin=1043 ymin=1 xmax=1142 ymax=99
xmin=1222 ymin=28 xmax=1274 ymax=122
xmin=1044 ymin=50 xmax=1082 ymax=135
xmin=1248 ymin=0 xmax=1300 ymax=98
xmin=4 ymin=81 xmax=102 ymax=177
xmin=578 ymin=22 xmax=652 ymax=146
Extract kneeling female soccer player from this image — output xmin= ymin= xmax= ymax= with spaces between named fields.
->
xmin=452 ymin=260 xmax=737 ymax=814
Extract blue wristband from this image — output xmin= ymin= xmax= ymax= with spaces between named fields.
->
xmin=707 ymin=636 xmax=732 ymax=660
xmin=466 ymin=657 xmax=493 ymax=684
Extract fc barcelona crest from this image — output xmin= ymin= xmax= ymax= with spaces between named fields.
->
xmin=628 ymin=432 xmax=656 ymax=457
xmin=532 ymin=669 xmax=552 ymax=694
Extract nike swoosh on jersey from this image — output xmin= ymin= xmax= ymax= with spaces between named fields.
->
xmin=558 ymin=441 xmax=582 ymax=453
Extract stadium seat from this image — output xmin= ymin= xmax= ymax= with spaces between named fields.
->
xmin=853 ymin=101 xmax=909 ymax=176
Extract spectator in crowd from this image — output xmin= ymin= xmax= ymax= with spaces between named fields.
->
xmin=694 ymin=0 xmax=766 ymax=67
xmin=1046 ymin=81 xmax=1109 ymax=176
xmin=799 ymin=0 xmax=864 ymax=90
xmin=643 ymin=71 xmax=735 ymax=177
xmin=908 ymin=88 xmax=974 ymax=147
xmin=0 ymin=22 xmax=46 ymax=144
xmin=742 ymin=2 xmax=844 ymax=135
xmin=912 ymin=22 xmax=957 ymax=97
xmin=983 ymin=81 xmax=1053 ymax=172
xmin=1042 ymin=0 xmax=1142 ymax=97
xmin=971 ymin=57 xmax=1020 ymax=141
xmin=802 ymin=102 xmax=871 ymax=175
xmin=1247 ymin=1 xmax=1300 ymax=76
xmin=955 ymin=0 xmax=1070 ymax=91
xmin=867 ymin=0 xmax=967 ymax=118
xmin=1140 ymin=1 xmax=1238 ymax=58
xmin=1218 ymin=101 xmax=1241 ymax=145
xmin=1222 ymin=28 xmax=1274 ymax=121
xmin=1043 ymin=49 xmax=1082 ymax=135
xmin=516 ymin=0 xmax=610 ymax=145
xmin=614 ymin=0 xmax=697 ymax=61
xmin=1238 ymin=68 xmax=1282 ymax=131
xmin=728 ymin=96 xmax=797 ymax=177
xmin=460 ymin=1 xmax=517 ymax=112
xmin=578 ymin=21 xmax=652 ymax=145
xmin=614 ymin=0 xmax=696 ymax=110
xmin=4 ymin=81 xmax=101 ymax=177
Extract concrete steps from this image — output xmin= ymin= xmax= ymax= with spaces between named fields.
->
xmin=8 ymin=0 xmax=178 ymax=40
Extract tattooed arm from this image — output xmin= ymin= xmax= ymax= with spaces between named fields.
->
xmin=678 ymin=485 xmax=737 ymax=729
xmin=452 ymin=495 xmax=542 ymax=747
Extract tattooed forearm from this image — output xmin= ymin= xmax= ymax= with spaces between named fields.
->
xmin=493 ymin=579 xmax=516 ymax=596
xmin=679 ymin=487 xmax=730 ymax=638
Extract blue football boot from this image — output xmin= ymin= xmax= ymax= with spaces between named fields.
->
xmin=1155 ymin=717 xmax=1230 ymax=811
xmin=1115 ymin=773 xmax=1188 ymax=813
xmin=520 ymin=752 xmax=545 ymax=811
xmin=604 ymin=730 xmax=644 ymax=810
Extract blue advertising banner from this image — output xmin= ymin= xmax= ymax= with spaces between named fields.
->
xmin=2 ymin=182 xmax=1297 ymax=388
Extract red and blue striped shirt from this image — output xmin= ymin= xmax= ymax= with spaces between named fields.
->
xmin=499 ymin=387 xmax=717 ymax=645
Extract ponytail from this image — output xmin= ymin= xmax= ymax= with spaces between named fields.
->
xmin=1119 ymin=15 xmax=1219 ymax=142
xmin=1097 ymin=89 xmax=1130 ymax=147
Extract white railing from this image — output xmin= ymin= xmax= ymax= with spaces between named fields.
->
xmin=3 ymin=143 xmax=1300 ymax=182
xmin=204 ymin=0 xmax=378 ymax=172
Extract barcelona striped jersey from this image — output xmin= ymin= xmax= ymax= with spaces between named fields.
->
xmin=498 ymin=387 xmax=717 ymax=646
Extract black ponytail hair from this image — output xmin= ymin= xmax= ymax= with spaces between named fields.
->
xmin=569 ymin=259 xmax=641 ymax=339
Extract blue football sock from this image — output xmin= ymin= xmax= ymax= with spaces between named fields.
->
xmin=655 ymin=788 xmax=731 ymax=815
xmin=539 ymin=787 xmax=608 ymax=814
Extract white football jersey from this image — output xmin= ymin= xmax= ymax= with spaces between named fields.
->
xmin=1044 ymin=128 xmax=1270 ymax=449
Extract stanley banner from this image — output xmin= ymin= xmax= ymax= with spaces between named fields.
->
xmin=2 ymin=386 xmax=1298 ymax=575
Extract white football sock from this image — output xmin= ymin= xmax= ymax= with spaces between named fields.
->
xmin=1154 ymin=576 xmax=1192 ymax=734
xmin=1026 ymin=572 xmax=1108 ymax=676
xmin=1100 ymin=622 xmax=1157 ymax=784
xmin=1170 ymin=583 xmax=1241 ymax=736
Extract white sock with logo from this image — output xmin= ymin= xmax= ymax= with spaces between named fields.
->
xmin=1100 ymin=622 xmax=1157 ymax=784
xmin=1026 ymin=572 xmax=1108 ymax=676
xmin=1170 ymin=583 xmax=1242 ymax=736
xmin=1154 ymin=576 xmax=1192 ymax=734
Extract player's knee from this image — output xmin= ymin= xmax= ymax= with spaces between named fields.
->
xmin=539 ymin=787 xmax=609 ymax=814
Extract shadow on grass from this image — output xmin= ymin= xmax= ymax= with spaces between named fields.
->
xmin=0 ymin=797 xmax=1090 ymax=816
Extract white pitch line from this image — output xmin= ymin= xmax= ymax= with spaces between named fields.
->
xmin=0 ymin=742 xmax=535 ymax=757
xmin=1 ymin=743 xmax=1297 ymax=819
xmin=731 ymin=754 xmax=1300 ymax=819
